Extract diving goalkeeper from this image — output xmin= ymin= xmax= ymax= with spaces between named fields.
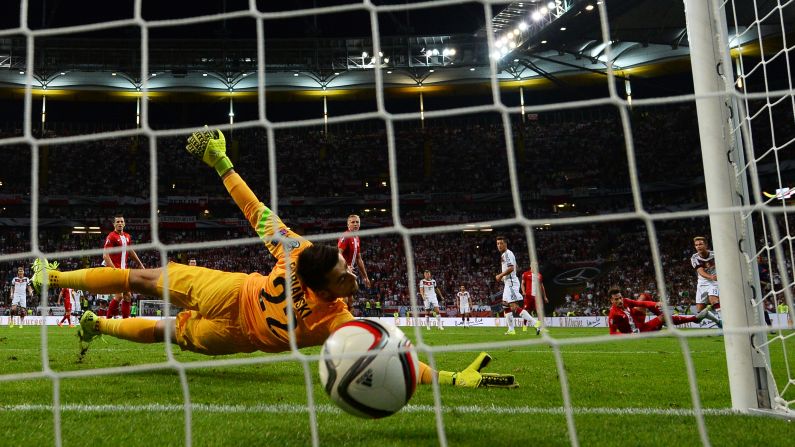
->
xmin=31 ymin=127 xmax=514 ymax=389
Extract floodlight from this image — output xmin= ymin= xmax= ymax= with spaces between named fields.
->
xmin=518 ymin=22 xmax=528 ymax=31
xmin=531 ymin=12 xmax=542 ymax=21
xmin=362 ymin=51 xmax=368 ymax=58
xmin=547 ymin=1 xmax=556 ymax=9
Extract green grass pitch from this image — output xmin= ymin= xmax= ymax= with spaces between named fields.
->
xmin=1 ymin=325 xmax=793 ymax=446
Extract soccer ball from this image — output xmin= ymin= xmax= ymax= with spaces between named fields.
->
xmin=318 ymin=319 xmax=419 ymax=418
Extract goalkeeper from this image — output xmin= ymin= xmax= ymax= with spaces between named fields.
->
xmin=32 ymin=127 xmax=514 ymax=389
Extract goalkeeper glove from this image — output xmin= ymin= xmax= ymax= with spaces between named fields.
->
xmin=185 ymin=126 xmax=234 ymax=176
xmin=437 ymin=352 xmax=518 ymax=388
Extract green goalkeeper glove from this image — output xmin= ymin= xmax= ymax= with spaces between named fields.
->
xmin=437 ymin=352 xmax=518 ymax=388
xmin=185 ymin=126 xmax=233 ymax=176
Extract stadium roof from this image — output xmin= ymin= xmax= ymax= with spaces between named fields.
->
xmin=0 ymin=0 xmax=787 ymax=95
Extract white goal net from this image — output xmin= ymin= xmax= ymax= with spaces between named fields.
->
xmin=0 ymin=0 xmax=793 ymax=446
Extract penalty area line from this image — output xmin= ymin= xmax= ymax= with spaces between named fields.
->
xmin=0 ymin=403 xmax=742 ymax=417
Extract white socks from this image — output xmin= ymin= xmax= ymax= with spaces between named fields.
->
xmin=519 ymin=309 xmax=538 ymax=326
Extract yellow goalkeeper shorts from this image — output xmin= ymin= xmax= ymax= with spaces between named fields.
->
xmin=157 ymin=262 xmax=257 ymax=355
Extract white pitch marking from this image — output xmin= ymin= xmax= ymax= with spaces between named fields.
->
xmin=0 ymin=403 xmax=742 ymax=417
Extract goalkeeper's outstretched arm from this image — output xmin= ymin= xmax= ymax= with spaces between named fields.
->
xmin=185 ymin=127 xmax=308 ymax=260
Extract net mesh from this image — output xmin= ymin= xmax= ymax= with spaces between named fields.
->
xmin=1 ymin=0 xmax=794 ymax=446
xmin=726 ymin=0 xmax=795 ymax=411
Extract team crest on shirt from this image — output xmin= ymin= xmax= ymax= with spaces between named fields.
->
xmin=277 ymin=228 xmax=300 ymax=248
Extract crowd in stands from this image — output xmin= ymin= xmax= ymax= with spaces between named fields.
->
xmin=2 ymin=103 xmax=793 ymax=318
xmin=3 ymin=104 xmax=786 ymax=200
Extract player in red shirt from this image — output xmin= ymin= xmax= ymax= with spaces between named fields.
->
xmin=103 ymin=215 xmax=146 ymax=319
xmin=607 ymin=287 xmax=717 ymax=334
xmin=520 ymin=268 xmax=548 ymax=332
xmin=337 ymin=214 xmax=371 ymax=309
xmin=57 ymin=288 xmax=74 ymax=327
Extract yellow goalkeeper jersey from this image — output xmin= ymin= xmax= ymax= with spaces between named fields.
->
xmin=223 ymin=173 xmax=353 ymax=352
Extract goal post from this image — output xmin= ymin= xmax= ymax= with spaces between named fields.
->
xmin=684 ymin=0 xmax=780 ymax=413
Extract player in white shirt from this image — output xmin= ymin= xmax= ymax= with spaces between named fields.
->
xmin=456 ymin=285 xmax=472 ymax=327
xmin=691 ymin=236 xmax=722 ymax=326
xmin=495 ymin=236 xmax=525 ymax=335
xmin=419 ymin=270 xmax=445 ymax=330
xmin=71 ymin=289 xmax=83 ymax=314
xmin=9 ymin=267 xmax=32 ymax=328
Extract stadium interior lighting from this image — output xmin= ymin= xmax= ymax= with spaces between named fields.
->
xmin=513 ymin=29 xmax=520 ymax=36
xmin=531 ymin=11 xmax=542 ymax=21
xmin=384 ymin=57 xmax=390 ymax=63
xmin=151 ymin=73 xmax=156 ymax=77
xmin=362 ymin=51 xmax=368 ymax=58
xmin=585 ymin=4 xmax=594 ymax=11
xmin=540 ymin=7 xmax=548 ymax=15
xmin=541 ymin=40 xmax=548 ymax=44
xmin=19 ymin=71 xmax=24 ymax=74
xmin=560 ymin=27 xmax=567 ymax=31
xmin=386 ymin=70 xmax=392 ymax=74
xmin=469 ymin=67 xmax=476 ymax=71
xmin=111 ymin=72 xmax=117 ymax=76
xmin=429 ymin=69 xmax=435 ymax=73
xmin=334 ymin=72 xmax=340 ymax=75
xmin=202 ymin=73 xmax=208 ymax=76
xmin=293 ymin=73 xmax=299 ymax=76
xmin=547 ymin=1 xmax=556 ymax=9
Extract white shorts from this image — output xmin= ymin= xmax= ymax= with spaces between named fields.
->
xmin=696 ymin=283 xmax=719 ymax=304
xmin=459 ymin=304 xmax=470 ymax=314
xmin=71 ymin=298 xmax=82 ymax=313
xmin=11 ymin=295 xmax=26 ymax=308
xmin=502 ymin=285 xmax=522 ymax=304
xmin=424 ymin=296 xmax=439 ymax=310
